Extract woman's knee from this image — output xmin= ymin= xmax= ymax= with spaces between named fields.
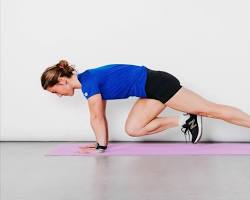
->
xmin=125 ymin=127 xmax=134 ymax=136
xmin=125 ymin=127 xmax=140 ymax=137
xmin=124 ymin=122 xmax=139 ymax=136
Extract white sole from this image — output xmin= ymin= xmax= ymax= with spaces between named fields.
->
xmin=194 ymin=115 xmax=203 ymax=144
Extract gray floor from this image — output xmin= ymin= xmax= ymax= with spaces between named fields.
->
xmin=1 ymin=142 xmax=250 ymax=200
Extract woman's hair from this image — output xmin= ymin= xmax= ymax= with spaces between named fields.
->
xmin=41 ymin=59 xmax=77 ymax=90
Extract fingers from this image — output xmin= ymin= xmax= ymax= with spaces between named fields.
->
xmin=77 ymin=149 xmax=92 ymax=154
xmin=79 ymin=146 xmax=94 ymax=149
xmin=77 ymin=144 xmax=106 ymax=154
xmin=77 ymin=147 xmax=97 ymax=154
xmin=79 ymin=144 xmax=96 ymax=148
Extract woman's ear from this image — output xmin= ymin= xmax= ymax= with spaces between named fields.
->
xmin=58 ymin=77 xmax=67 ymax=85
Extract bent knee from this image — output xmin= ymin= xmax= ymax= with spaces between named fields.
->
xmin=125 ymin=127 xmax=140 ymax=137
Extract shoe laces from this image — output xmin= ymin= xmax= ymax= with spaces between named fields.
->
xmin=181 ymin=123 xmax=191 ymax=143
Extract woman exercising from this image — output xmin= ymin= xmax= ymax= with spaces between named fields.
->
xmin=41 ymin=60 xmax=250 ymax=153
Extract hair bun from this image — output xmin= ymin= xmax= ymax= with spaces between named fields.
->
xmin=57 ymin=60 xmax=69 ymax=69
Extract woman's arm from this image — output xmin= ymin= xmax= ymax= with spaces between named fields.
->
xmin=90 ymin=116 xmax=109 ymax=146
xmin=87 ymin=94 xmax=109 ymax=146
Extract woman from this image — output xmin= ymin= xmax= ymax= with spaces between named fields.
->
xmin=41 ymin=60 xmax=250 ymax=153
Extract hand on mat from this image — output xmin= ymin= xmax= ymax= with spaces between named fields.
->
xmin=77 ymin=143 xmax=107 ymax=154
xmin=79 ymin=143 xmax=96 ymax=149
xmin=77 ymin=147 xmax=97 ymax=154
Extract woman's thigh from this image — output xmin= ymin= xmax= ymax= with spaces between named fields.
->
xmin=165 ymin=86 xmax=217 ymax=116
xmin=125 ymin=98 xmax=166 ymax=133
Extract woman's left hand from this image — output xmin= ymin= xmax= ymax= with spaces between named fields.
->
xmin=79 ymin=143 xmax=97 ymax=149
xmin=78 ymin=146 xmax=103 ymax=154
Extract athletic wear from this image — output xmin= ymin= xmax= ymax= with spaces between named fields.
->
xmin=77 ymin=64 xmax=182 ymax=104
xmin=77 ymin=64 xmax=148 ymax=100
xmin=181 ymin=113 xmax=203 ymax=144
xmin=144 ymin=67 xmax=182 ymax=104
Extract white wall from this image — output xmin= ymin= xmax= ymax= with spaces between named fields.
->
xmin=1 ymin=0 xmax=249 ymax=141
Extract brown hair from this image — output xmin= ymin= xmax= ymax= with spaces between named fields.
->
xmin=41 ymin=59 xmax=77 ymax=90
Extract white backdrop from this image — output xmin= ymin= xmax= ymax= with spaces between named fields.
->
xmin=1 ymin=0 xmax=249 ymax=141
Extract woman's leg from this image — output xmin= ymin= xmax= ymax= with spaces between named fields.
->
xmin=125 ymin=86 xmax=250 ymax=137
xmin=165 ymin=86 xmax=250 ymax=128
xmin=125 ymin=98 xmax=180 ymax=136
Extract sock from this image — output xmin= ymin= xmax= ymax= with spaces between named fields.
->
xmin=178 ymin=113 xmax=190 ymax=127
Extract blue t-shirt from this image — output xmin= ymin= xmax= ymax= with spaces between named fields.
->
xmin=77 ymin=64 xmax=148 ymax=100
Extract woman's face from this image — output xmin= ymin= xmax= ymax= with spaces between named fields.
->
xmin=47 ymin=78 xmax=74 ymax=97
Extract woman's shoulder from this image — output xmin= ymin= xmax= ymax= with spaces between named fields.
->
xmin=77 ymin=70 xmax=90 ymax=81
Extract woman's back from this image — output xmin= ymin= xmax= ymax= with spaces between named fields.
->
xmin=77 ymin=64 xmax=148 ymax=100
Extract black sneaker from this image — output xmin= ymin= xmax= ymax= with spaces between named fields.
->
xmin=181 ymin=113 xmax=203 ymax=144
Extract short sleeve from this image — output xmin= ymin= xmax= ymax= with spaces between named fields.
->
xmin=81 ymin=77 xmax=100 ymax=99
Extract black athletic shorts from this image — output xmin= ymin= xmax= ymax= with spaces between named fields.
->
xmin=144 ymin=67 xmax=182 ymax=104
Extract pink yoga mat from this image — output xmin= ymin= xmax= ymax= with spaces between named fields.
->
xmin=45 ymin=143 xmax=250 ymax=156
